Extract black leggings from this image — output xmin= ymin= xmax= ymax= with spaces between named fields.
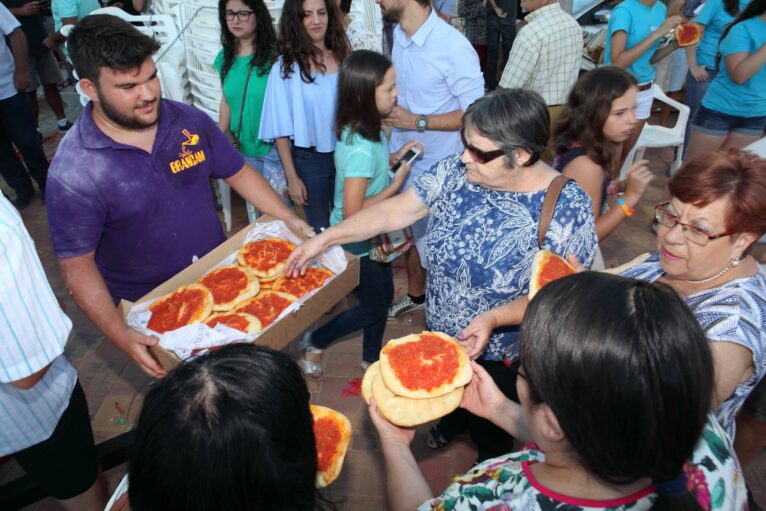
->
xmin=435 ymin=358 xmax=520 ymax=462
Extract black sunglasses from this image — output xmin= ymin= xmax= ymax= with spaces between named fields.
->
xmin=460 ymin=130 xmax=505 ymax=164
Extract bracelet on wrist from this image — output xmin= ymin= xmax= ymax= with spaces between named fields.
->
xmin=616 ymin=193 xmax=635 ymax=217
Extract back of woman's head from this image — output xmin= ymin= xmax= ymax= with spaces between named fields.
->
xmin=520 ymin=272 xmax=714 ymax=511
xmin=128 ymin=344 xmax=317 ymax=511
xmin=335 ymin=49 xmax=391 ymax=141
xmin=462 ymin=88 xmax=549 ymax=167
xmin=669 ymin=147 xmax=766 ymax=239
xmin=554 ymin=66 xmax=637 ymax=168
xmin=720 ymin=0 xmax=766 ymax=42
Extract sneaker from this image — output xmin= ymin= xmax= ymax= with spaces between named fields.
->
xmin=387 ymin=294 xmax=425 ymax=319
xmin=57 ymin=120 xmax=73 ymax=132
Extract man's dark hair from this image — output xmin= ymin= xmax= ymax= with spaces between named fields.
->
xmin=68 ymin=14 xmax=161 ymax=84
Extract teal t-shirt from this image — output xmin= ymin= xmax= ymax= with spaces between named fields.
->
xmin=702 ymin=17 xmax=766 ymax=117
xmin=213 ymin=50 xmax=271 ymax=158
xmin=52 ymin=0 xmax=100 ymax=31
xmin=331 ymin=128 xmax=391 ymax=256
xmin=694 ymin=0 xmax=749 ymax=69
xmin=604 ymin=0 xmax=667 ymax=83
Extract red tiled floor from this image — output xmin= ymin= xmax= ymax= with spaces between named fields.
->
xmin=3 ymin=95 xmax=764 ymax=511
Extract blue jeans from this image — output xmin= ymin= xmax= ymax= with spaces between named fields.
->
xmin=291 ymin=146 xmax=335 ymax=232
xmin=243 ymin=145 xmax=292 ymax=210
xmin=0 ymin=93 xmax=49 ymax=198
xmin=684 ymin=67 xmax=717 ymax=156
xmin=311 ymin=256 xmax=394 ymax=363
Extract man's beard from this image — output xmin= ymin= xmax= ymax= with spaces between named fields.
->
xmin=381 ymin=4 xmax=403 ymax=23
xmin=97 ymin=89 xmax=160 ymax=130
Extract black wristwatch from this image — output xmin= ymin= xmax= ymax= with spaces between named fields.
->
xmin=415 ymin=114 xmax=429 ymax=133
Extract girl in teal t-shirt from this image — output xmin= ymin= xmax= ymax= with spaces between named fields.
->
xmin=215 ymin=0 xmax=291 ymax=210
xmin=300 ymin=50 xmax=423 ymax=377
xmin=687 ymin=0 xmax=766 ymax=159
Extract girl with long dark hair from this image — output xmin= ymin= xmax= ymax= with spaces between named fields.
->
xmin=259 ymin=0 xmax=350 ymax=232
xmin=300 ymin=50 xmax=422 ymax=378
xmin=215 ymin=0 xmax=292 ymax=210
xmin=686 ymin=0 xmax=766 ymax=159
xmin=370 ymin=273 xmax=747 ymax=510
xmin=683 ymin=0 xmax=751 ymax=148
xmin=553 ymin=67 xmax=655 ymax=243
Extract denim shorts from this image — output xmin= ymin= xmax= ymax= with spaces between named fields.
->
xmin=692 ymin=105 xmax=766 ymax=137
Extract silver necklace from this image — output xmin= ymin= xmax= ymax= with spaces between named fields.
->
xmin=683 ymin=263 xmax=732 ymax=285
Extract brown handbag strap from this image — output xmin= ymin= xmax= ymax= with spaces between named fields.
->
xmin=537 ymin=175 xmax=571 ymax=249
xmin=233 ymin=65 xmax=253 ymax=147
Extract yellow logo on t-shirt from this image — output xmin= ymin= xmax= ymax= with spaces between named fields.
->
xmin=169 ymin=129 xmax=206 ymax=174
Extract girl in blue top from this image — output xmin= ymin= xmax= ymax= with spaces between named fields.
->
xmin=259 ymin=0 xmax=350 ymax=232
xmin=687 ymin=0 xmax=766 ymax=159
xmin=684 ymin=0 xmax=750 ymax=146
xmin=300 ymin=50 xmax=422 ymax=377
xmin=605 ymin=0 xmax=682 ymax=165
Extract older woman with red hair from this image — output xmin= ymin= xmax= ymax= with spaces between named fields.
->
xmin=620 ymin=148 xmax=766 ymax=440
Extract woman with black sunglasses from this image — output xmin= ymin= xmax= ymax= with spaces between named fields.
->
xmin=286 ymin=88 xmax=597 ymax=462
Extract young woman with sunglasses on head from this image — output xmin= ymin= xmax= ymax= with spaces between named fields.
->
xmin=215 ymin=0 xmax=292 ymax=210
xmin=259 ymin=0 xmax=350 ymax=232
xmin=685 ymin=0 xmax=766 ymax=159
xmin=286 ymin=88 xmax=597 ymax=461
xmin=369 ymin=272 xmax=747 ymax=511
xmin=553 ymin=67 xmax=655 ymax=243
xmin=299 ymin=50 xmax=422 ymax=378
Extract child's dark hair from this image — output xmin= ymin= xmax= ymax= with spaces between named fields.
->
xmin=554 ymin=66 xmax=638 ymax=171
xmin=335 ymin=50 xmax=392 ymax=142
xmin=68 ymin=14 xmax=160 ymax=84
xmin=520 ymin=272 xmax=713 ymax=511
xmin=277 ymin=0 xmax=350 ymax=83
xmin=218 ymin=0 xmax=277 ymax=81
xmin=128 ymin=344 xmax=323 ymax=511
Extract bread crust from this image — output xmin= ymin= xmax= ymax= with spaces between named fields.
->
xmin=197 ymin=265 xmax=260 ymax=311
xmin=205 ymin=312 xmax=262 ymax=334
xmin=234 ymin=291 xmax=298 ymax=328
xmin=237 ymin=237 xmax=296 ymax=280
xmin=147 ymin=284 xmax=214 ymax=334
xmin=271 ymin=267 xmax=334 ymax=298
xmin=528 ymin=250 xmax=576 ymax=298
xmin=310 ymin=405 xmax=352 ymax=488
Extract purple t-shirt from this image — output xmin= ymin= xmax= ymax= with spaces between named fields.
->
xmin=46 ymin=99 xmax=245 ymax=302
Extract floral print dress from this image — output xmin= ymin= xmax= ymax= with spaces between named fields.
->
xmin=419 ymin=415 xmax=748 ymax=510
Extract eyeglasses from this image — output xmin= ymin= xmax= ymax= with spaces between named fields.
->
xmin=225 ymin=9 xmax=255 ymax=21
xmin=654 ymin=201 xmax=736 ymax=247
xmin=461 ymin=130 xmax=505 ymax=164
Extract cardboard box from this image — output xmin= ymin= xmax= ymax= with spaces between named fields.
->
xmin=119 ymin=216 xmax=360 ymax=370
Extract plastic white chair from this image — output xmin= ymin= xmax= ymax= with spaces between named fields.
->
xmin=618 ymin=84 xmax=690 ymax=180
xmin=745 ymin=136 xmax=766 ymax=158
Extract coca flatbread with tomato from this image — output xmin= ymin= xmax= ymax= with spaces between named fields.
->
xmin=311 ymin=405 xmax=352 ymax=488
xmin=272 ymin=267 xmax=334 ymax=298
xmin=234 ymin=291 xmax=297 ymax=328
xmin=528 ymin=250 xmax=576 ymax=299
xmin=146 ymin=284 xmax=214 ymax=334
xmin=379 ymin=332 xmax=472 ymax=400
xmin=197 ymin=265 xmax=259 ymax=311
xmin=205 ymin=312 xmax=262 ymax=334
xmin=237 ymin=237 xmax=296 ymax=280
xmin=362 ymin=362 xmax=464 ymax=427
xmin=674 ymin=23 xmax=703 ymax=47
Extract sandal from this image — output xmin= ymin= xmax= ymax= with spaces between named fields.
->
xmin=426 ymin=426 xmax=452 ymax=449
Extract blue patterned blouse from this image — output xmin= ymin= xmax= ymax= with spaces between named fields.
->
xmin=412 ymin=154 xmax=597 ymax=361
xmin=621 ymin=253 xmax=766 ymax=439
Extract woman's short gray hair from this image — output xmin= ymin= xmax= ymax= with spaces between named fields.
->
xmin=462 ymin=88 xmax=550 ymax=168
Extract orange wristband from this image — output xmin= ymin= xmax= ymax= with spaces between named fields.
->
xmin=616 ymin=194 xmax=635 ymax=217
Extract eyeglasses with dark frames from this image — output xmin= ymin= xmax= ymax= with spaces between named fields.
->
xmin=225 ymin=9 xmax=255 ymax=21
xmin=654 ymin=201 xmax=736 ymax=247
xmin=460 ymin=130 xmax=505 ymax=165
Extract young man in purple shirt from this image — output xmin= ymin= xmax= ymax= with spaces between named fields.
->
xmin=46 ymin=15 xmax=311 ymax=378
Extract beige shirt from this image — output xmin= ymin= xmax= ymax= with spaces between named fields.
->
xmin=499 ymin=3 xmax=582 ymax=105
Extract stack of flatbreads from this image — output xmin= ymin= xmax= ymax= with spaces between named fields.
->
xmin=362 ymin=332 xmax=473 ymax=427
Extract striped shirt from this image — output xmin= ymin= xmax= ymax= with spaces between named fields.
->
xmin=499 ymin=3 xmax=582 ymax=106
xmin=621 ymin=252 xmax=766 ymax=440
xmin=0 ymin=196 xmax=77 ymax=456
